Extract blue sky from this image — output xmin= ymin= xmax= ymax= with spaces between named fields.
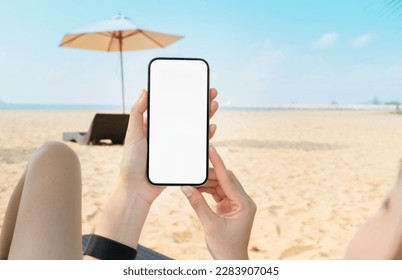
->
xmin=1 ymin=0 xmax=402 ymax=106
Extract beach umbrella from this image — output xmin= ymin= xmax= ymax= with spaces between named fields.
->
xmin=59 ymin=15 xmax=183 ymax=114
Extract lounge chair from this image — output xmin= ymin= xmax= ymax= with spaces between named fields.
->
xmin=82 ymin=234 xmax=172 ymax=260
xmin=63 ymin=113 xmax=129 ymax=145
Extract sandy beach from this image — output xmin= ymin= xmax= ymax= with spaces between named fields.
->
xmin=1 ymin=109 xmax=402 ymax=259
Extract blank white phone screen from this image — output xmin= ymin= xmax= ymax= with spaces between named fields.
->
xmin=148 ymin=58 xmax=209 ymax=185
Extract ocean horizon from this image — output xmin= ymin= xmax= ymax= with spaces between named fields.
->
xmin=0 ymin=103 xmax=399 ymax=111
xmin=0 ymin=103 xmax=123 ymax=111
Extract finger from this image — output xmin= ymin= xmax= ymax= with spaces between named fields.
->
xmin=210 ymin=101 xmax=219 ymax=118
xmin=181 ymin=186 xmax=215 ymax=226
xmin=208 ymin=167 xmax=218 ymax=180
xmin=209 ymin=146 xmax=229 ymax=182
xmin=209 ymin=146 xmax=243 ymax=197
xmin=201 ymin=176 xmax=219 ymax=187
xmin=208 ymin=168 xmax=229 ymax=185
xmin=209 ymin=124 xmax=217 ymax=139
xmin=143 ymin=111 xmax=148 ymax=139
xmin=210 ymin=88 xmax=218 ymax=101
xmin=125 ymin=90 xmax=147 ymax=143
xmin=201 ymin=178 xmax=227 ymax=198
xmin=198 ymin=186 xmax=225 ymax=202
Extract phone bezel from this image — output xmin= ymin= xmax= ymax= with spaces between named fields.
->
xmin=146 ymin=57 xmax=210 ymax=186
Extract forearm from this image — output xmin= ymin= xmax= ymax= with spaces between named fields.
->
xmin=85 ymin=181 xmax=151 ymax=259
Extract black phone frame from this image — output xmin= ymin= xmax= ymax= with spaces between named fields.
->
xmin=146 ymin=57 xmax=210 ymax=186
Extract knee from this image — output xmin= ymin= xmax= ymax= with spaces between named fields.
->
xmin=25 ymin=141 xmax=82 ymax=199
xmin=32 ymin=141 xmax=80 ymax=170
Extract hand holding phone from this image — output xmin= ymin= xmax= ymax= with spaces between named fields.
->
xmin=181 ymin=146 xmax=257 ymax=259
xmin=111 ymin=84 xmax=217 ymax=258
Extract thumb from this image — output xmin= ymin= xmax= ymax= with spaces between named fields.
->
xmin=181 ymin=186 xmax=215 ymax=227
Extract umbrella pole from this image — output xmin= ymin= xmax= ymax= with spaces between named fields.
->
xmin=119 ymin=33 xmax=125 ymax=114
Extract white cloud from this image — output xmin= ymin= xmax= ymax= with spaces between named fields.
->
xmin=352 ymin=33 xmax=375 ymax=48
xmin=312 ymin=32 xmax=339 ymax=50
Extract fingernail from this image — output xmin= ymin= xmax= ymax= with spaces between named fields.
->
xmin=181 ymin=186 xmax=193 ymax=198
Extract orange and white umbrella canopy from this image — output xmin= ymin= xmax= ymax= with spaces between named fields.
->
xmin=60 ymin=15 xmax=183 ymax=113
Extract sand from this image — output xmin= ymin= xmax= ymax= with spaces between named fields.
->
xmin=1 ymin=109 xmax=402 ymax=259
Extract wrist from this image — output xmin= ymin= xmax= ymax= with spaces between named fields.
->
xmin=116 ymin=178 xmax=155 ymax=206
xmin=94 ymin=184 xmax=152 ymax=249
xmin=108 ymin=185 xmax=152 ymax=215
xmin=209 ymin=243 xmax=250 ymax=260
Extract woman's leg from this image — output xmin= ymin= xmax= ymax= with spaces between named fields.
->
xmin=0 ymin=170 xmax=26 ymax=259
xmin=0 ymin=141 xmax=82 ymax=259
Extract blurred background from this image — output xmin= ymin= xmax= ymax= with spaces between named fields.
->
xmin=1 ymin=0 xmax=402 ymax=108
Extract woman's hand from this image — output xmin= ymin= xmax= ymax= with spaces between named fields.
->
xmin=181 ymin=146 xmax=257 ymax=259
xmin=119 ymin=88 xmax=219 ymax=205
xmin=118 ymin=89 xmax=162 ymax=205
xmin=91 ymin=88 xmax=219 ymax=253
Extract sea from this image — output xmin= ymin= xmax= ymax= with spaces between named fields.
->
xmin=0 ymin=103 xmax=122 ymax=111
xmin=0 ymin=103 xmax=398 ymax=111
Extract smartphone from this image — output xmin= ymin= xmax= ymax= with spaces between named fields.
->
xmin=147 ymin=57 xmax=210 ymax=186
